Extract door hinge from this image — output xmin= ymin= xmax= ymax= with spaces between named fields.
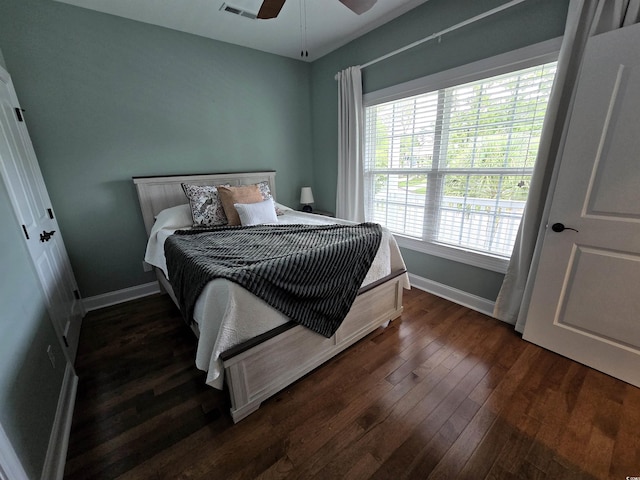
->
xmin=14 ymin=107 xmax=24 ymax=122
xmin=73 ymin=289 xmax=80 ymax=300
xmin=62 ymin=335 xmax=69 ymax=348
xmin=47 ymin=208 xmax=54 ymax=219
xmin=22 ymin=225 xmax=29 ymax=240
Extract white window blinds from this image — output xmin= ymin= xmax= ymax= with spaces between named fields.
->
xmin=364 ymin=61 xmax=557 ymax=258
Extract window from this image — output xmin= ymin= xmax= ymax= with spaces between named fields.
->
xmin=364 ymin=59 xmax=557 ymax=268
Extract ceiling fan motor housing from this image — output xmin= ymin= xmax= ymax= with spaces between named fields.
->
xmin=257 ymin=0 xmax=377 ymax=19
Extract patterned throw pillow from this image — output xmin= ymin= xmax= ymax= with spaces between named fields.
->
xmin=256 ymin=181 xmax=283 ymax=216
xmin=181 ymin=183 xmax=229 ymax=227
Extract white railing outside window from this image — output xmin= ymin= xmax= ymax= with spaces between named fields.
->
xmin=365 ymin=61 xmax=557 ymax=260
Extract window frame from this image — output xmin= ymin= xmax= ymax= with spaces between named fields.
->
xmin=363 ymin=37 xmax=562 ymax=273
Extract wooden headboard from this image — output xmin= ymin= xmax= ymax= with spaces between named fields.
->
xmin=132 ymin=171 xmax=277 ymax=235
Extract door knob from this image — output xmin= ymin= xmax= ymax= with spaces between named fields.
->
xmin=551 ymin=223 xmax=578 ymax=233
xmin=39 ymin=230 xmax=56 ymax=242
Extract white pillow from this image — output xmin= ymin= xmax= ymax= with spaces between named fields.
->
xmin=146 ymin=204 xmax=193 ymax=271
xmin=235 ymin=198 xmax=279 ymax=226
xmin=152 ymin=204 xmax=192 ymax=231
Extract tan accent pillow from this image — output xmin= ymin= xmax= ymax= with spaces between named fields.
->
xmin=217 ymin=184 xmax=264 ymax=226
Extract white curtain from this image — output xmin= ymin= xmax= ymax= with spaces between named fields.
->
xmin=494 ymin=0 xmax=640 ymax=332
xmin=336 ymin=66 xmax=365 ymax=222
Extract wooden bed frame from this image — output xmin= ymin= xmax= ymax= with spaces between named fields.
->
xmin=133 ymin=171 xmax=405 ymax=422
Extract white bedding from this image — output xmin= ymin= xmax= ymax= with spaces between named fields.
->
xmin=145 ymin=203 xmax=410 ymax=389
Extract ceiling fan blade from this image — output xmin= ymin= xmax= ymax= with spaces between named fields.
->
xmin=338 ymin=0 xmax=377 ymax=15
xmin=257 ymin=0 xmax=286 ymax=19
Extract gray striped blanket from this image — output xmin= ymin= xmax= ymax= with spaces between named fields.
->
xmin=164 ymin=223 xmax=382 ymax=337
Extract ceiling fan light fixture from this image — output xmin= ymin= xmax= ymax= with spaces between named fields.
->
xmin=338 ymin=0 xmax=377 ymax=15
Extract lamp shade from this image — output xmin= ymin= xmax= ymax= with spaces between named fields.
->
xmin=300 ymin=187 xmax=314 ymax=204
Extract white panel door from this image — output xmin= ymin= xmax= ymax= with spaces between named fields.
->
xmin=523 ymin=24 xmax=640 ymax=387
xmin=0 ymin=67 xmax=84 ymax=362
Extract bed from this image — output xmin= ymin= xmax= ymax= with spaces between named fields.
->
xmin=133 ymin=171 xmax=410 ymax=422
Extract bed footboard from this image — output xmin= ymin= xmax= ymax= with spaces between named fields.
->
xmin=222 ymin=273 xmax=405 ymax=423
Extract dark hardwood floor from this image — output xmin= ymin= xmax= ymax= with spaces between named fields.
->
xmin=64 ymin=288 xmax=640 ymax=479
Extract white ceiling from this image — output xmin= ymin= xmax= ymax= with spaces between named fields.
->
xmin=53 ymin=0 xmax=429 ymax=62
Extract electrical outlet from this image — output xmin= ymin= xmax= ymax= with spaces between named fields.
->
xmin=142 ymin=261 xmax=153 ymax=272
xmin=47 ymin=345 xmax=56 ymax=369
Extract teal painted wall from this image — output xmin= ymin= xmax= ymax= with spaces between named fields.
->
xmin=0 ymin=0 xmax=569 ymax=304
xmin=0 ymin=146 xmax=67 ymax=477
xmin=310 ymin=0 xmax=569 ymax=300
xmin=0 ymin=0 xmax=313 ymax=297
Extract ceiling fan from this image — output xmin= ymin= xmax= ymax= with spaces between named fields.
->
xmin=257 ymin=0 xmax=377 ymax=19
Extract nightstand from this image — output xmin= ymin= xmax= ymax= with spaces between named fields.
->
xmin=313 ymin=210 xmax=334 ymax=217
xmin=311 ymin=210 xmax=335 ymax=217
xmin=300 ymin=209 xmax=334 ymax=217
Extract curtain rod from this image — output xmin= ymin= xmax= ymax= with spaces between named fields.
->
xmin=335 ymin=0 xmax=528 ymax=79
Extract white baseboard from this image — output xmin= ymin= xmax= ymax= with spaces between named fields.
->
xmin=82 ymin=277 xmax=493 ymax=318
xmin=82 ymin=281 xmax=160 ymax=312
xmin=41 ymin=363 xmax=78 ymax=480
xmin=408 ymin=273 xmax=496 ymax=317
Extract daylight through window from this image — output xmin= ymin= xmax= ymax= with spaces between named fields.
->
xmin=364 ymin=61 xmax=557 ymax=258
